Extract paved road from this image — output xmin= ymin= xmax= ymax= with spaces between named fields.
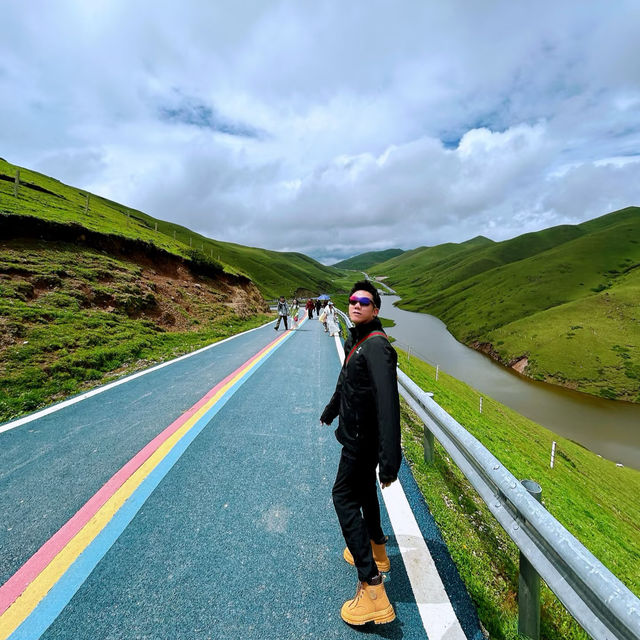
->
xmin=0 ymin=315 xmax=483 ymax=639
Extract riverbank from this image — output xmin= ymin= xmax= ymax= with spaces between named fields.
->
xmin=392 ymin=289 xmax=640 ymax=404
xmin=396 ymin=347 xmax=640 ymax=640
xmin=380 ymin=295 xmax=640 ymax=469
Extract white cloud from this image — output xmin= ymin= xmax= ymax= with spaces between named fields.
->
xmin=1 ymin=0 xmax=639 ymax=263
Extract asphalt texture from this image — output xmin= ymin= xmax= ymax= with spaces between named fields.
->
xmin=1 ymin=316 xmax=483 ymax=639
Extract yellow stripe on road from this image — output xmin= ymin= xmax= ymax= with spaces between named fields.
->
xmin=0 ymin=331 xmax=290 ymax=639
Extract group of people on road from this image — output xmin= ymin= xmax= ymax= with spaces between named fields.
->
xmin=273 ymin=282 xmax=401 ymax=626
xmin=274 ymin=295 xmax=339 ymax=336
xmin=274 ymin=296 xmax=303 ymax=331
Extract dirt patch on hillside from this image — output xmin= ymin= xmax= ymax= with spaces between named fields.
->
xmin=511 ymin=356 xmax=528 ymax=374
xmin=470 ymin=341 xmax=529 ymax=375
xmin=0 ymin=235 xmax=270 ymax=342
xmin=0 ymin=233 xmax=274 ymax=423
xmin=120 ymin=263 xmax=267 ymax=331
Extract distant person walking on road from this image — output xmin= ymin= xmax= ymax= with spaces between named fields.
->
xmin=291 ymin=298 xmax=300 ymax=330
xmin=274 ymin=295 xmax=289 ymax=331
xmin=315 ymin=299 xmax=322 ymax=316
xmin=326 ymin=302 xmax=340 ymax=337
xmin=306 ymin=298 xmax=315 ymax=319
xmin=318 ymin=302 xmax=329 ymax=332
xmin=320 ymin=280 xmax=400 ymax=625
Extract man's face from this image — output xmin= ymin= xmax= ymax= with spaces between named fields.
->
xmin=348 ymin=289 xmax=378 ymax=325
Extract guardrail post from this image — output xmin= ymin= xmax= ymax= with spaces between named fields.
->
xmin=422 ymin=393 xmax=436 ymax=464
xmin=423 ymin=428 xmax=434 ymax=463
xmin=519 ymin=479 xmax=542 ymax=640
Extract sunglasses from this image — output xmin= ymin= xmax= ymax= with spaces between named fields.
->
xmin=349 ymin=295 xmax=374 ymax=307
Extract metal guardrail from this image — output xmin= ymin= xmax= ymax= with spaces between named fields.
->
xmin=335 ymin=307 xmax=640 ymax=640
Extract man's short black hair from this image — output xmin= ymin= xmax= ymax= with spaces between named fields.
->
xmin=350 ymin=280 xmax=381 ymax=309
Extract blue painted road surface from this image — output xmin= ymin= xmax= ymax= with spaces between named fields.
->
xmin=0 ymin=316 xmax=484 ymax=639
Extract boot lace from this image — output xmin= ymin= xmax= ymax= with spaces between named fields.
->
xmin=349 ymin=581 xmax=365 ymax=609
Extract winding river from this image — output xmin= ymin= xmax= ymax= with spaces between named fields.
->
xmin=380 ymin=295 xmax=640 ymax=470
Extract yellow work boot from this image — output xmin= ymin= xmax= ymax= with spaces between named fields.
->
xmin=340 ymin=575 xmax=395 ymax=625
xmin=343 ymin=539 xmax=390 ymax=572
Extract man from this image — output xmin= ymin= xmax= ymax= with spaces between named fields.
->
xmin=320 ymin=280 xmax=401 ymax=625
xmin=274 ymin=295 xmax=289 ymax=330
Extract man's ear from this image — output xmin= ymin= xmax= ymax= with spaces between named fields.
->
xmin=373 ymin=307 xmax=379 ymax=318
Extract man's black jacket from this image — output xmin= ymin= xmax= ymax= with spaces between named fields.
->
xmin=321 ymin=317 xmax=401 ymax=484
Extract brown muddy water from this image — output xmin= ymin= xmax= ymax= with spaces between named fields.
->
xmin=381 ymin=295 xmax=640 ymax=470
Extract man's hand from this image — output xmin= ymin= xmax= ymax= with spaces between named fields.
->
xmin=380 ymin=478 xmax=396 ymax=489
xmin=319 ymin=410 xmax=333 ymax=425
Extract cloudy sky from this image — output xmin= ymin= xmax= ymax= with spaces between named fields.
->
xmin=2 ymin=1 xmax=639 ymax=263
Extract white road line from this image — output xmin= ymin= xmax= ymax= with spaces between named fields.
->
xmin=382 ymin=481 xmax=466 ymax=639
xmin=332 ymin=332 xmax=344 ymax=362
xmin=332 ymin=332 xmax=465 ymax=639
xmin=0 ymin=322 xmax=273 ymax=434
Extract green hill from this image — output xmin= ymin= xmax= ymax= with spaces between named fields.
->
xmin=0 ymin=158 xmax=337 ymax=299
xmin=0 ymin=157 xmax=341 ymax=422
xmin=371 ymin=207 xmax=640 ymax=401
xmin=332 ymin=248 xmax=405 ymax=270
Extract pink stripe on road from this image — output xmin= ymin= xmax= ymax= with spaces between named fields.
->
xmin=0 ymin=333 xmax=285 ymax=615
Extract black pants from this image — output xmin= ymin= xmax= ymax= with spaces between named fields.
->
xmin=332 ymin=450 xmax=385 ymax=583
xmin=274 ymin=315 xmax=288 ymax=330
xmin=307 ymin=309 xmax=313 ymax=319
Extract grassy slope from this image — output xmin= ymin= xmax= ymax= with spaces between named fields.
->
xmin=397 ymin=348 xmax=640 ymax=640
xmin=371 ymin=208 xmax=640 ymax=400
xmin=0 ymin=158 xmax=338 ymax=299
xmin=0 ymin=157 xmax=339 ymax=421
xmin=0 ymin=237 xmax=271 ymax=422
xmin=331 ymin=248 xmax=405 ymax=270
xmin=370 ymin=237 xmax=493 ymax=289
